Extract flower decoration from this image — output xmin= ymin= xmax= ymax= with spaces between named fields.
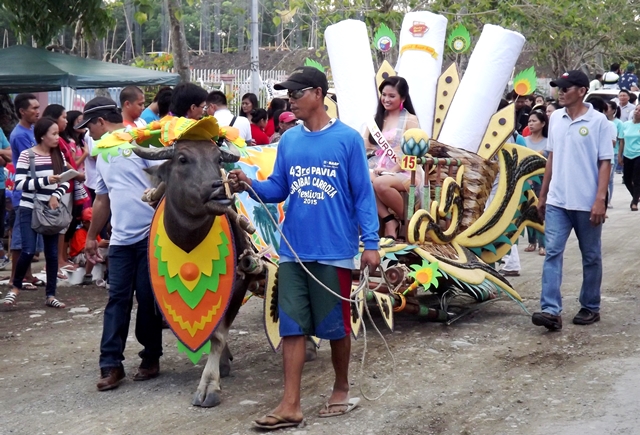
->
xmin=407 ymin=259 xmax=442 ymax=292
xmin=513 ymin=67 xmax=537 ymax=96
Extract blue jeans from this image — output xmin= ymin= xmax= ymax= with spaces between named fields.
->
xmin=99 ymin=238 xmax=163 ymax=369
xmin=12 ymin=207 xmax=58 ymax=298
xmin=540 ymin=205 xmax=602 ymax=316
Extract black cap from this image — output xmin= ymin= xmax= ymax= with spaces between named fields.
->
xmin=75 ymin=97 xmax=120 ymax=129
xmin=550 ymin=70 xmax=590 ymax=89
xmin=274 ymin=66 xmax=328 ymax=95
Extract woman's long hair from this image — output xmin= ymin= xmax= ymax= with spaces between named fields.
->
xmin=369 ymin=76 xmax=416 ymax=145
xmin=239 ymin=93 xmax=259 ymax=117
xmin=529 ymin=110 xmax=549 ymax=138
xmin=267 ymin=98 xmax=287 ymax=119
xmin=607 ymin=100 xmax=621 ymax=119
xmin=65 ymin=110 xmax=84 ymax=146
xmin=34 ymin=117 xmax=65 ymax=175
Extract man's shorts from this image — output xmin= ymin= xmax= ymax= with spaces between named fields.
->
xmin=278 ymin=261 xmax=352 ymax=340
xmin=10 ymin=207 xmax=44 ymax=251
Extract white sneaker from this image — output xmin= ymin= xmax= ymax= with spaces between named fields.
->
xmin=0 ymin=256 xmax=10 ymax=270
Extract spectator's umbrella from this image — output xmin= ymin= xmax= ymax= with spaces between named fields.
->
xmin=0 ymin=45 xmax=180 ymax=93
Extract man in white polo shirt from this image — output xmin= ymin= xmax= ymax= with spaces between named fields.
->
xmin=205 ymin=90 xmax=253 ymax=142
xmin=77 ymin=97 xmax=164 ymax=391
xmin=533 ymin=70 xmax=612 ymax=331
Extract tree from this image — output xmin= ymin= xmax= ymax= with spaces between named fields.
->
xmin=167 ymin=0 xmax=191 ymax=82
xmin=0 ymin=0 xmax=112 ymax=48
xmin=427 ymin=0 xmax=640 ymax=76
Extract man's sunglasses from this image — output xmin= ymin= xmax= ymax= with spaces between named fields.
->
xmin=559 ymin=86 xmax=577 ymax=93
xmin=288 ymin=87 xmax=315 ymax=99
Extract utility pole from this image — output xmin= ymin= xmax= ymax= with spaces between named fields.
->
xmin=250 ymin=0 xmax=260 ymax=95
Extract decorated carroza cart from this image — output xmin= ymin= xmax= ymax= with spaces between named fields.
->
xmin=92 ymin=12 xmax=547 ymax=380
xmin=244 ymin=14 xmax=548 ymax=347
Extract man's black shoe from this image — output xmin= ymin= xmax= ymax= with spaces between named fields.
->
xmin=532 ymin=312 xmax=562 ymax=331
xmin=573 ymin=308 xmax=600 ymax=325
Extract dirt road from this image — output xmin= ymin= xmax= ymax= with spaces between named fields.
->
xmin=1 ymin=175 xmax=639 ymax=435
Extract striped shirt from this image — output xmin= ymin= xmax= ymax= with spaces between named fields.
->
xmin=15 ymin=149 xmax=70 ymax=209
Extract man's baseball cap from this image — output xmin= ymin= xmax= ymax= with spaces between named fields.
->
xmin=274 ymin=66 xmax=328 ymax=95
xmin=75 ymin=97 xmax=120 ymax=129
xmin=550 ymin=70 xmax=590 ymax=89
xmin=278 ymin=111 xmax=297 ymax=123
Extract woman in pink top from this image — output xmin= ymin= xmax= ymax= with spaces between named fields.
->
xmin=364 ymin=77 xmax=421 ymax=240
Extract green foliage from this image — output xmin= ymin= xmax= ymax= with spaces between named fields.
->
xmin=429 ymin=0 xmax=640 ymax=75
xmin=0 ymin=0 xmax=113 ymax=46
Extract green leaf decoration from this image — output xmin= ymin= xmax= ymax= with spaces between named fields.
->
xmin=177 ymin=340 xmax=211 ymax=365
xmin=513 ymin=67 xmax=537 ymax=96
xmin=482 ymin=243 xmax=498 ymax=254
xmin=93 ymin=142 xmax=137 ymax=162
xmin=304 ymin=58 xmax=325 ymax=73
xmin=154 ymin=231 xmax=231 ymax=310
xmin=374 ymin=23 xmax=396 ymax=53
xmin=495 ymin=235 xmax=513 ymax=246
xmin=447 ymin=24 xmax=471 ymax=54
xmin=469 ymin=247 xmax=483 ymax=257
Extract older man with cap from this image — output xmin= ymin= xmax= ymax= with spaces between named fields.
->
xmin=533 ymin=70 xmax=612 ymax=331
xmin=76 ymin=97 xmax=164 ymax=391
xmin=229 ymin=66 xmax=380 ymax=429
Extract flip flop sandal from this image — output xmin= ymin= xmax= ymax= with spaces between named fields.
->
xmin=524 ymin=244 xmax=537 ymax=252
xmin=29 ymin=278 xmax=46 ymax=286
xmin=45 ymin=298 xmax=66 ymax=309
xmin=3 ymin=291 xmax=17 ymax=306
xmin=253 ymin=414 xmax=304 ymax=430
xmin=21 ymin=281 xmax=38 ymax=291
xmin=318 ymin=397 xmax=361 ymax=418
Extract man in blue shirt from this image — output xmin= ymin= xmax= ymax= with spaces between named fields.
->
xmin=230 ymin=67 xmax=380 ymax=429
xmin=619 ymin=63 xmax=639 ymax=91
xmin=9 ymin=94 xmax=41 ymax=284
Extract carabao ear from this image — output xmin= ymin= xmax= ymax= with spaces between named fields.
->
xmin=143 ymin=161 xmax=171 ymax=186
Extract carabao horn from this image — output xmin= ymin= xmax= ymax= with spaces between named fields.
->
xmin=219 ymin=141 xmax=240 ymax=163
xmin=132 ymin=145 xmax=175 ymax=160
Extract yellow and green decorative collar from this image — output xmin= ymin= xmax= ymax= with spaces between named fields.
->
xmin=92 ymin=115 xmax=247 ymax=162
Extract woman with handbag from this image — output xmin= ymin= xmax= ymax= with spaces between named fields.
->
xmin=3 ymin=117 xmax=71 ymax=308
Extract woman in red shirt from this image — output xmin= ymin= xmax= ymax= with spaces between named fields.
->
xmin=265 ymin=98 xmax=288 ymax=137
xmin=249 ymin=108 xmax=270 ymax=145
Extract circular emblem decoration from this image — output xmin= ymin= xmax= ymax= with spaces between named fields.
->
xmin=377 ymin=36 xmax=393 ymax=53
xmin=122 ymin=148 xmax=133 ymax=157
xmin=578 ymin=127 xmax=589 ymax=137
xmin=452 ymin=37 xmax=465 ymax=52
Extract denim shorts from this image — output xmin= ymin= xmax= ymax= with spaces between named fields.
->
xmin=10 ymin=207 xmax=44 ymax=252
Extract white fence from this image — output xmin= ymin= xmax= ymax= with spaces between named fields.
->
xmin=47 ymin=69 xmax=289 ymax=114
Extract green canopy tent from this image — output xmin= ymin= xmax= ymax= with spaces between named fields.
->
xmin=0 ymin=45 xmax=180 ymax=94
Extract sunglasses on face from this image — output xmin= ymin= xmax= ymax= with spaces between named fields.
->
xmin=288 ymin=87 xmax=314 ymax=100
xmin=559 ymin=86 xmax=576 ymax=93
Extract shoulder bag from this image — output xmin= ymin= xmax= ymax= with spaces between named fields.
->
xmin=28 ymin=148 xmax=72 ymax=235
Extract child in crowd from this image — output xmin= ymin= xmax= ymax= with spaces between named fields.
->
xmin=69 ymin=207 xmax=109 ymax=285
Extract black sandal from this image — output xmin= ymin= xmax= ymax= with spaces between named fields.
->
xmin=382 ymin=214 xmax=401 ymax=240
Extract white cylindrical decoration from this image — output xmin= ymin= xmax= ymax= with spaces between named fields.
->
xmin=395 ymin=11 xmax=448 ymax=136
xmin=325 ymin=20 xmax=378 ymax=135
xmin=438 ymin=24 xmax=525 ymax=153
